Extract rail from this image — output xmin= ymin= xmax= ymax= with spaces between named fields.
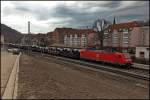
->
xmin=29 ymin=51 xmax=149 ymax=81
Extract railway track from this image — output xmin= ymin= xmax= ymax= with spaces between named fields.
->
xmin=27 ymin=51 xmax=149 ymax=81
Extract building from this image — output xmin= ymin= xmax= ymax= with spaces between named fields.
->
xmin=34 ymin=33 xmax=48 ymax=47
xmin=21 ymin=34 xmax=36 ymax=45
xmin=103 ymin=21 xmax=139 ymax=52
xmin=135 ymin=46 xmax=149 ymax=60
xmin=51 ymin=28 xmax=98 ymax=48
xmin=103 ymin=21 xmax=149 ymax=53
xmin=134 ymin=26 xmax=149 ymax=60
xmin=130 ymin=26 xmax=149 ymax=47
xmin=46 ymin=32 xmax=54 ymax=45
xmin=21 ymin=33 xmax=49 ymax=47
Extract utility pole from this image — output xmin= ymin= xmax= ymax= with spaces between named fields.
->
xmin=28 ymin=21 xmax=30 ymax=54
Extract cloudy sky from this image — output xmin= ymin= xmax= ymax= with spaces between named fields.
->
xmin=1 ymin=1 xmax=149 ymax=34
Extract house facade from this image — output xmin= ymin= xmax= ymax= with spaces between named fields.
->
xmin=134 ymin=26 xmax=149 ymax=60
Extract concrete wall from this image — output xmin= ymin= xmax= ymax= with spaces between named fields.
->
xmin=140 ymin=26 xmax=149 ymax=46
xmin=130 ymin=27 xmax=140 ymax=47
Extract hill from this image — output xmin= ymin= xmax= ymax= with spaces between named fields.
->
xmin=1 ymin=24 xmax=23 ymax=43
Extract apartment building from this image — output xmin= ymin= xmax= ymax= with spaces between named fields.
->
xmin=102 ymin=20 xmax=149 ymax=60
xmin=51 ymin=28 xmax=98 ymax=48
xmin=103 ymin=21 xmax=140 ymax=52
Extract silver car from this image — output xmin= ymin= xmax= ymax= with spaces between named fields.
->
xmin=13 ymin=48 xmax=20 ymax=54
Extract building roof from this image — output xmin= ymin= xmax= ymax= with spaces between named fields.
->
xmin=54 ymin=28 xmax=97 ymax=34
xmin=136 ymin=20 xmax=149 ymax=27
xmin=108 ymin=21 xmax=139 ymax=31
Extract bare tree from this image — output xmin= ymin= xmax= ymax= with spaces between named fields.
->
xmin=93 ymin=18 xmax=111 ymax=49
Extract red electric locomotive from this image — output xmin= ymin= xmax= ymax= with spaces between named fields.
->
xmin=80 ymin=49 xmax=133 ymax=67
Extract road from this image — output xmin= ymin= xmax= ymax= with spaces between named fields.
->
xmin=17 ymin=53 xmax=149 ymax=99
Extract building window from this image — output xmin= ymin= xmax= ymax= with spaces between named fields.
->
xmin=123 ymin=32 xmax=128 ymax=35
xmin=123 ymin=37 xmax=129 ymax=39
xmin=129 ymin=28 xmax=132 ymax=31
xmin=123 ymin=32 xmax=129 ymax=41
xmin=118 ymin=28 xmax=122 ymax=32
xmin=70 ymin=35 xmax=73 ymax=46
xmin=104 ymin=36 xmax=108 ymax=39
xmin=123 ymin=29 xmax=128 ymax=32
xmin=113 ymin=31 xmax=117 ymax=34
xmin=123 ymin=31 xmax=128 ymax=34
xmin=146 ymin=48 xmax=149 ymax=51
xmin=74 ymin=34 xmax=78 ymax=46
xmin=64 ymin=35 xmax=68 ymax=45
xmin=104 ymin=32 xmax=108 ymax=34
xmin=139 ymin=52 xmax=145 ymax=58
xmin=81 ymin=34 xmax=87 ymax=47
xmin=113 ymin=36 xmax=118 ymax=39
xmin=123 ymin=37 xmax=129 ymax=44
xmin=77 ymin=37 xmax=80 ymax=46
xmin=112 ymin=37 xmax=118 ymax=44
xmin=123 ymin=41 xmax=129 ymax=44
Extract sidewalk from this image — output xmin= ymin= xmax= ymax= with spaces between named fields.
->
xmin=1 ymin=51 xmax=18 ymax=95
xmin=133 ymin=63 xmax=149 ymax=70
xmin=1 ymin=51 xmax=21 ymax=99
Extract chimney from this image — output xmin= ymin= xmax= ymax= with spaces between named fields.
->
xmin=28 ymin=21 xmax=30 ymax=34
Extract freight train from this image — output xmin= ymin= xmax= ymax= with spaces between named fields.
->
xmin=8 ymin=43 xmax=133 ymax=67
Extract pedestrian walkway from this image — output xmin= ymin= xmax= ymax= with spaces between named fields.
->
xmin=1 ymin=51 xmax=18 ymax=97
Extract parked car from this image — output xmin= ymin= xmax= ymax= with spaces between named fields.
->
xmin=7 ymin=48 xmax=14 ymax=53
xmin=12 ymin=48 xmax=20 ymax=54
xmin=8 ymin=48 xmax=20 ymax=54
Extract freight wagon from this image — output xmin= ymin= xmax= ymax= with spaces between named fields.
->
xmin=8 ymin=43 xmax=133 ymax=67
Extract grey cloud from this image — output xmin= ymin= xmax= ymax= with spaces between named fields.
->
xmin=36 ymin=1 xmax=149 ymax=29
xmin=80 ymin=1 xmax=120 ymax=8
xmin=2 ymin=1 xmax=149 ymax=33
xmin=11 ymin=1 xmax=114 ymax=21
xmin=101 ymin=1 xmax=122 ymax=9
xmin=116 ymin=1 xmax=148 ymax=11
xmin=32 ymin=8 xmax=52 ymax=21
xmin=2 ymin=5 xmax=31 ymax=17
xmin=15 ymin=6 xmax=31 ymax=12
